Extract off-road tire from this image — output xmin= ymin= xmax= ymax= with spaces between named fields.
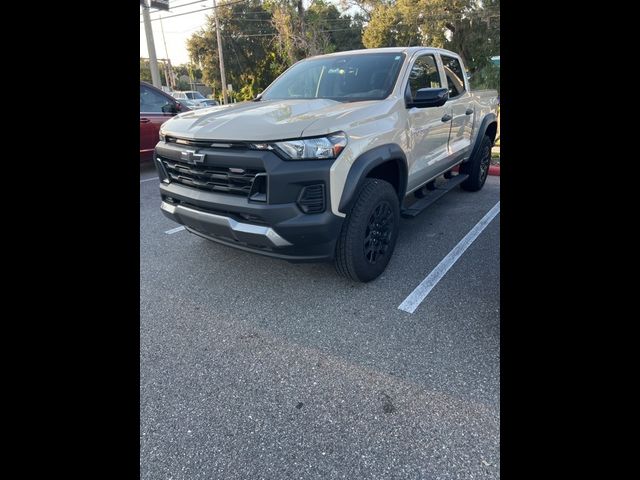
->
xmin=460 ymin=134 xmax=492 ymax=192
xmin=335 ymin=179 xmax=400 ymax=282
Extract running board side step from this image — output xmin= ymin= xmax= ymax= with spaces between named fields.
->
xmin=401 ymin=174 xmax=469 ymax=218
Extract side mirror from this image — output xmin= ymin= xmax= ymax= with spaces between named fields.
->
xmin=252 ymin=92 xmax=263 ymax=102
xmin=407 ymin=88 xmax=449 ymax=108
xmin=162 ymin=103 xmax=179 ymax=114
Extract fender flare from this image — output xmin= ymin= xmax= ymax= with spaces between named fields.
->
xmin=468 ymin=113 xmax=497 ymax=162
xmin=338 ymin=144 xmax=408 ymax=214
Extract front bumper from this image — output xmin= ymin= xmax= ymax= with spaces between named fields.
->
xmin=154 ymin=142 xmax=343 ymax=262
xmin=161 ymin=201 xmax=292 ymax=247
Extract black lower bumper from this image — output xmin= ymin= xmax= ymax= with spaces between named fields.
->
xmin=155 ymin=146 xmax=344 ymax=262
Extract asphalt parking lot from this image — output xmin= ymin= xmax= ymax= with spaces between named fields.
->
xmin=140 ymin=162 xmax=500 ymax=479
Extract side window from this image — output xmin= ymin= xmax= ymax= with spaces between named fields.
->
xmin=406 ymin=55 xmax=441 ymax=98
xmin=140 ymin=86 xmax=172 ymax=113
xmin=441 ymin=55 xmax=466 ymax=99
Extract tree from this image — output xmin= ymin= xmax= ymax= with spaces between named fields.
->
xmin=184 ymin=0 xmax=498 ymax=98
xmin=362 ymin=0 xmax=499 ymax=89
xmin=363 ymin=0 xmax=472 ymax=49
xmin=337 ymin=0 xmax=388 ymax=21
xmin=173 ymin=64 xmax=203 ymax=81
xmin=187 ymin=0 xmax=366 ymax=101
xmin=140 ymin=59 xmax=152 ymax=83
xmin=188 ymin=0 xmax=283 ymax=101
xmin=305 ymin=0 xmax=363 ymax=54
xmin=362 ymin=3 xmax=409 ymax=48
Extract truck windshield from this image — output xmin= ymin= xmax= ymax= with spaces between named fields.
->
xmin=187 ymin=92 xmax=205 ymax=99
xmin=262 ymin=53 xmax=405 ymax=102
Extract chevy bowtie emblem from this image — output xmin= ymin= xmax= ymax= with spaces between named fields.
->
xmin=180 ymin=150 xmax=205 ymax=165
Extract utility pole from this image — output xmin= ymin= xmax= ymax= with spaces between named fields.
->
xmin=212 ymin=0 xmax=228 ymax=104
xmin=141 ymin=1 xmax=162 ymax=88
xmin=159 ymin=14 xmax=175 ymax=90
xmin=161 ymin=60 xmax=170 ymax=90
xmin=167 ymin=59 xmax=176 ymax=90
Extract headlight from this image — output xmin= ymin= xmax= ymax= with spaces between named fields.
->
xmin=266 ymin=132 xmax=347 ymax=160
xmin=159 ymin=130 xmax=166 ymax=142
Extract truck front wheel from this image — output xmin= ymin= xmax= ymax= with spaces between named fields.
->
xmin=460 ymin=134 xmax=492 ymax=192
xmin=335 ymin=178 xmax=400 ymax=282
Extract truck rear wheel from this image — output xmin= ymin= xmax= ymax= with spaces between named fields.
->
xmin=460 ymin=135 xmax=492 ymax=192
xmin=335 ymin=178 xmax=400 ymax=282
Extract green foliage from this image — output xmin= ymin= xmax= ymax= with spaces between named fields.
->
xmin=182 ymin=0 xmax=499 ymax=99
xmin=173 ymin=64 xmax=202 ymax=81
xmin=188 ymin=0 xmax=283 ymax=101
xmin=362 ymin=0 xmax=500 ymax=90
xmin=362 ymin=3 xmax=408 ymax=48
xmin=140 ymin=59 xmax=152 ymax=83
xmin=305 ymin=0 xmax=364 ymax=54
xmin=469 ymin=62 xmax=500 ymax=92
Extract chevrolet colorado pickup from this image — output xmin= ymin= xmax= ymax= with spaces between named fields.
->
xmin=154 ymin=47 xmax=498 ymax=282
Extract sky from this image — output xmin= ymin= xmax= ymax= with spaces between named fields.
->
xmin=140 ymin=1 xmax=212 ymax=66
xmin=140 ymin=0 xmax=333 ymax=67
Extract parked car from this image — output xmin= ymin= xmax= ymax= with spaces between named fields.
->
xmin=174 ymin=98 xmax=200 ymax=109
xmin=154 ymin=47 xmax=498 ymax=281
xmin=140 ymin=81 xmax=190 ymax=162
xmin=172 ymin=91 xmax=216 ymax=109
xmin=199 ymin=99 xmax=219 ymax=107
xmin=172 ymin=90 xmax=207 ymax=101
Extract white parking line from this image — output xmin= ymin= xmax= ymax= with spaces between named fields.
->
xmin=140 ymin=177 xmax=158 ymax=183
xmin=398 ymin=201 xmax=500 ymax=314
xmin=165 ymin=226 xmax=186 ymax=234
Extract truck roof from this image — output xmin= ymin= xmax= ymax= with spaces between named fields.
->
xmin=307 ymin=46 xmax=461 ymax=60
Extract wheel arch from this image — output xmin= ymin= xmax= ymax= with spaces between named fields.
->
xmin=338 ymin=144 xmax=408 ymax=214
xmin=468 ymin=113 xmax=497 ymax=163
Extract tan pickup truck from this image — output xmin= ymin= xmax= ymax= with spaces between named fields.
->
xmin=155 ymin=47 xmax=499 ymax=281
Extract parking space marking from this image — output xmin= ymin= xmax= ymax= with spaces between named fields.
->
xmin=165 ymin=226 xmax=186 ymax=234
xmin=140 ymin=177 xmax=158 ymax=183
xmin=398 ymin=201 xmax=500 ymax=314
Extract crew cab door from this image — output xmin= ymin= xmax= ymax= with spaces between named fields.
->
xmin=140 ymin=84 xmax=178 ymax=160
xmin=440 ymin=54 xmax=474 ymax=165
xmin=405 ymin=53 xmax=453 ymax=192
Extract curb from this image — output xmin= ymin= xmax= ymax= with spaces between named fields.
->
xmin=453 ymin=164 xmax=500 ymax=176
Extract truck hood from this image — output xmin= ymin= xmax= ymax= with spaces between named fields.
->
xmin=160 ymin=98 xmax=391 ymax=141
xmin=161 ymin=99 xmax=341 ymax=141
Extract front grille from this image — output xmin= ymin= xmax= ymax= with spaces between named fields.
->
xmin=165 ymin=136 xmax=249 ymax=149
xmin=160 ymin=157 xmax=264 ymax=196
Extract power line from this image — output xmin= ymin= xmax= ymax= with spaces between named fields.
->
xmin=142 ymin=2 xmax=500 ymax=23
xmin=233 ymin=27 xmax=364 ymax=38
xmin=145 ymin=9 xmax=499 ymax=25
xmin=140 ymin=0 xmax=249 ymax=23
xmin=244 ymin=16 xmax=357 ymax=22
xmin=170 ymin=0 xmax=210 ymax=9
xmin=140 ymin=0 xmax=218 ymax=15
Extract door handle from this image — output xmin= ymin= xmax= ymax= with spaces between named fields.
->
xmin=441 ymin=114 xmax=452 ymax=122
xmin=465 ymin=108 xmax=473 ymax=115
xmin=140 ymin=118 xmax=150 ymax=123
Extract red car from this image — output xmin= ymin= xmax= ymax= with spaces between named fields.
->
xmin=140 ymin=81 xmax=190 ymax=162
